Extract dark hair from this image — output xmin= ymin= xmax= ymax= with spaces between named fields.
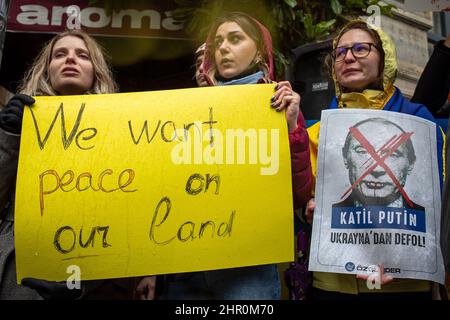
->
xmin=205 ymin=12 xmax=270 ymax=82
xmin=207 ymin=12 xmax=264 ymax=59
xmin=342 ymin=117 xmax=416 ymax=165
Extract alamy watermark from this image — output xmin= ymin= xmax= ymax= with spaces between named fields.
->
xmin=364 ymin=265 xmax=382 ymax=289
xmin=66 ymin=5 xmax=81 ymax=30
xmin=66 ymin=265 xmax=81 ymax=290
xmin=366 ymin=5 xmax=381 ymax=28
xmin=170 ymin=123 xmax=280 ymax=176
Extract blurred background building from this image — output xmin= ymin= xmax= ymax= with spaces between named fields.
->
xmin=0 ymin=0 xmax=448 ymax=120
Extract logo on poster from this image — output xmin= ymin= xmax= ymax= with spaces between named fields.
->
xmin=345 ymin=262 xmax=355 ymax=271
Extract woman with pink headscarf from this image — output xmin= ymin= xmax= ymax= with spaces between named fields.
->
xmin=163 ymin=12 xmax=312 ymax=300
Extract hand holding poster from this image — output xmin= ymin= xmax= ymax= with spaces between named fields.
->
xmin=308 ymin=109 xmax=445 ymax=284
xmin=14 ymin=84 xmax=294 ymax=283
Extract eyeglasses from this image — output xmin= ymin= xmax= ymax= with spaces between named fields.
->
xmin=332 ymin=43 xmax=378 ymax=62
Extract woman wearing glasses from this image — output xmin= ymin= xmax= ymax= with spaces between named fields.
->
xmin=305 ymin=20 xmax=445 ymax=300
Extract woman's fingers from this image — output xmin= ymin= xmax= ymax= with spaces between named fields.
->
xmin=305 ymin=198 xmax=315 ymax=224
xmin=356 ymin=264 xmax=394 ymax=287
xmin=271 ymin=82 xmax=295 ymax=108
xmin=277 ymin=91 xmax=300 ymax=111
xmin=271 ymin=90 xmax=300 ymax=111
xmin=356 ymin=273 xmax=394 ymax=285
xmin=136 ymin=276 xmax=156 ymax=300
xmin=275 ymin=80 xmax=293 ymax=90
xmin=272 ymin=90 xmax=293 ymax=110
xmin=271 ymin=81 xmax=301 ymax=132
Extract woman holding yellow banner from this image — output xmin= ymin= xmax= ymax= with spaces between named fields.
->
xmin=158 ymin=11 xmax=312 ymax=300
xmin=0 ymin=30 xmax=147 ymax=300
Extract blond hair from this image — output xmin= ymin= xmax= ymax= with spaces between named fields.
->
xmin=18 ymin=30 xmax=117 ymax=96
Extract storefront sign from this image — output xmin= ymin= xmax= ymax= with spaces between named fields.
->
xmin=7 ymin=0 xmax=187 ymax=39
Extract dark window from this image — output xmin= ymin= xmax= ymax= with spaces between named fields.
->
xmin=428 ymin=12 xmax=449 ymax=54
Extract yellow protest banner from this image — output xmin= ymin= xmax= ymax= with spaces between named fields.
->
xmin=15 ymin=84 xmax=294 ymax=282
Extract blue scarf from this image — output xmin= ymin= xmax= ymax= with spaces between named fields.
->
xmin=217 ymin=71 xmax=264 ymax=86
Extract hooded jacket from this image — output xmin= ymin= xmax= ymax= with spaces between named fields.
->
xmin=308 ymin=20 xmax=445 ymax=295
xmin=202 ymin=16 xmax=312 ymax=209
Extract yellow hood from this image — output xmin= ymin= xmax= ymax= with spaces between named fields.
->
xmin=332 ymin=20 xmax=398 ymax=108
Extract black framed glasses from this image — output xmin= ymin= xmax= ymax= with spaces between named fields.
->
xmin=332 ymin=42 xmax=378 ymax=62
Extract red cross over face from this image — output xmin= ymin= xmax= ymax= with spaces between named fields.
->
xmin=342 ymin=120 xmax=414 ymax=206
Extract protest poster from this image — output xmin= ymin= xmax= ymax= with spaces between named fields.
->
xmin=14 ymin=84 xmax=294 ymax=282
xmin=309 ymin=109 xmax=445 ymax=284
